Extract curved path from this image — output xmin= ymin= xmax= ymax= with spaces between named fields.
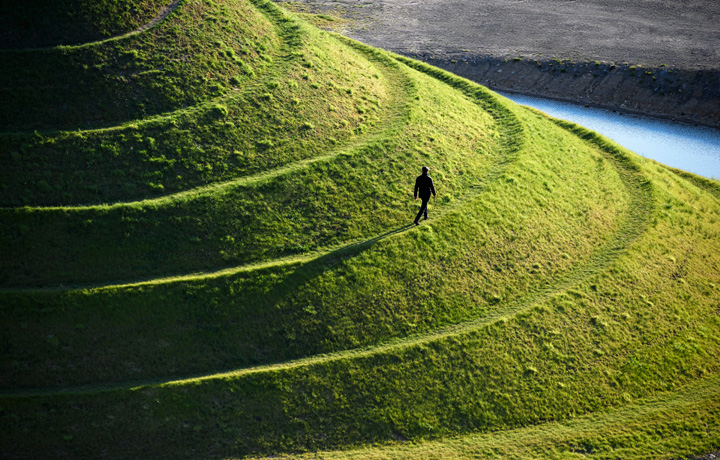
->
xmin=125 ymin=0 xmax=184 ymax=38
xmin=0 ymin=39 xmax=420 ymax=292
xmin=0 ymin=11 xmax=286 ymax=137
xmin=2 ymin=67 xmax=412 ymax=213
xmin=0 ymin=2 xmax=403 ymax=211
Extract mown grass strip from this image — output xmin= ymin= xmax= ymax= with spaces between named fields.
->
xmin=0 ymin=0 xmax=288 ymax=133
xmin=1 ymin=2 xmax=398 ymax=207
xmin=0 ymin=4 xmax=407 ymax=210
xmin=23 ymin=0 xmax=187 ymax=52
xmin=0 ymin=42 xmax=526 ymax=392
xmin=0 ymin=38 xmax=552 ymax=392
xmin=1 ymin=44 xmax=635 ymax=393
xmin=667 ymin=166 xmax=720 ymax=202
xmin=0 ymin=0 xmax=285 ymax=137
xmin=3 ymin=128 xmax=394 ymax=213
xmin=1 ymin=3 xmax=717 ymax=460
xmin=3 ymin=39 xmax=716 ymax=460
xmin=121 ymin=121 xmax=654 ymax=387
xmin=0 ymin=224 xmax=414 ymax=295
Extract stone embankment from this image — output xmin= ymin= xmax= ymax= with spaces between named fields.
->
xmin=412 ymin=53 xmax=720 ymax=128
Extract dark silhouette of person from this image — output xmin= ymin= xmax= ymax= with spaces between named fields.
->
xmin=413 ymin=165 xmax=436 ymax=225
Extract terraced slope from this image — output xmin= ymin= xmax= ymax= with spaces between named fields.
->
xmin=1 ymin=0 xmax=719 ymax=459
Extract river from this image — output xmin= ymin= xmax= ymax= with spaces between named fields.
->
xmin=499 ymin=92 xmax=720 ymax=180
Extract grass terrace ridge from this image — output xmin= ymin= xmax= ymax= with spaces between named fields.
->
xmin=0 ymin=0 xmax=719 ymax=459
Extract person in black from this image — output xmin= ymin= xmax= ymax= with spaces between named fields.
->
xmin=413 ymin=165 xmax=436 ymax=225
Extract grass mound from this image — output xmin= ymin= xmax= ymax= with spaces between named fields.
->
xmin=0 ymin=0 xmax=718 ymax=459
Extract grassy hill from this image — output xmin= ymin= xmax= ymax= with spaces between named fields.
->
xmin=1 ymin=0 xmax=719 ymax=458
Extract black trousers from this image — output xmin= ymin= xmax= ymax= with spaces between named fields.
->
xmin=414 ymin=197 xmax=430 ymax=223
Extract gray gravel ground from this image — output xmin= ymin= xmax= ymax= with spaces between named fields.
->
xmin=284 ymin=0 xmax=720 ymax=70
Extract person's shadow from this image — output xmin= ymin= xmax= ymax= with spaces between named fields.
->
xmin=260 ymin=223 xmax=415 ymax=312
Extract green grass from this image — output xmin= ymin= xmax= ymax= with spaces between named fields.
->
xmin=0 ymin=0 xmax=719 ymax=459
xmin=0 ymin=90 xmax=633 ymax=388
xmin=242 ymin=373 xmax=720 ymax=459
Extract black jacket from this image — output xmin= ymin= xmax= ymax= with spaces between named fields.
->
xmin=414 ymin=174 xmax=436 ymax=199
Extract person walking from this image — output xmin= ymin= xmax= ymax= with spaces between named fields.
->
xmin=413 ymin=165 xmax=436 ymax=225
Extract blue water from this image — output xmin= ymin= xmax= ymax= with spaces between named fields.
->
xmin=499 ymin=92 xmax=720 ymax=180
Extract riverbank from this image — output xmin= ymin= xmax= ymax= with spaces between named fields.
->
xmin=498 ymin=91 xmax=720 ymax=179
xmin=413 ymin=54 xmax=720 ymax=128
xmin=278 ymin=0 xmax=720 ymax=128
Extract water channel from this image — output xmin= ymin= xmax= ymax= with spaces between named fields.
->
xmin=498 ymin=92 xmax=720 ymax=180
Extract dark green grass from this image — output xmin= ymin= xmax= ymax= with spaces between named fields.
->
xmin=0 ymin=0 xmax=170 ymax=49
xmin=0 ymin=59 xmax=642 ymax=392
xmin=1 ymin=44 xmax=490 ymax=287
xmin=0 ymin=23 xmax=636 ymax=392
xmin=0 ymin=0 xmax=277 ymax=131
xmin=243 ymin=373 xmax=720 ymax=459
xmin=0 ymin=119 xmax=629 ymax=388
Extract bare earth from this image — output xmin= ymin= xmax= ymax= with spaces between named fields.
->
xmin=281 ymin=0 xmax=720 ymax=126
